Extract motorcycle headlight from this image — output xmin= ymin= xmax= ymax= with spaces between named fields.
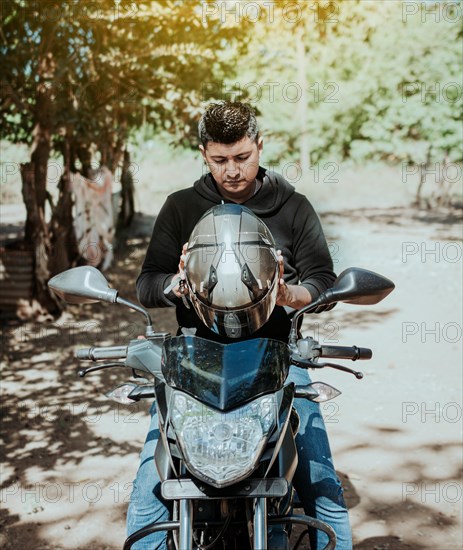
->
xmin=170 ymin=391 xmax=277 ymax=488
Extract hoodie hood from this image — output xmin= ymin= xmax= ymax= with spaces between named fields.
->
xmin=193 ymin=166 xmax=296 ymax=216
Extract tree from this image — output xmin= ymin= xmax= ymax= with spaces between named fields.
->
xmin=217 ymin=0 xmax=462 ymax=201
xmin=1 ymin=0 xmax=250 ymax=313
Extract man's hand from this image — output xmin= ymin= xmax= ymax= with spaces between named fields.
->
xmin=275 ymin=250 xmax=312 ymax=309
xmin=171 ymin=242 xmax=189 ymax=298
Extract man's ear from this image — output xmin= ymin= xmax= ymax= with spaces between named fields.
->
xmin=257 ymin=136 xmax=264 ymax=154
xmin=199 ymin=144 xmax=207 ymax=163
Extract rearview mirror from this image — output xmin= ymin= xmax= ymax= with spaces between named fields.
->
xmin=324 ymin=267 xmax=395 ymax=305
xmin=289 ymin=267 xmax=395 ymax=347
xmin=48 ymin=266 xmax=118 ymax=304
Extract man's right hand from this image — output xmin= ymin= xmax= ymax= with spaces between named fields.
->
xmin=171 ymin=242 xmax=189 ymax=298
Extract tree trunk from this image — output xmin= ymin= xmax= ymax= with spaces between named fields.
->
xmin=77 ymin=144 xmax=93 ymax=178
xmin=416 ymin=147 xmax=432 ymax=205
xmin=48 ymin=135 xmax=79 ymax=276
xmin=117 ymin=150 xmax=135 ymax=230
xmin=20 ymin=49 xmax=61 ymax=314
xmin=20 ymin=161 xmax=60 ymax=314
xmin=24 ymin=116 xmax=51 ymax=243
xmin=438 ymin=152 xmax=451 ymax=207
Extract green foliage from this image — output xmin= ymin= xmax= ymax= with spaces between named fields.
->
xmin=1 ymin=0 xmax=460 ymax=183
xmin=222 ymin=0 xmax=462 ymax=167
xmin=1 ymin=0 xmax=250 ymax=163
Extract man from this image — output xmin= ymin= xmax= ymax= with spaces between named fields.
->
xmin=129 ymin=101 xmax=352 ymax=549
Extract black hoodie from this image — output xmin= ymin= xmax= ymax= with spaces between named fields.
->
xmin=136 ymin=167 xmax=336 ymax=342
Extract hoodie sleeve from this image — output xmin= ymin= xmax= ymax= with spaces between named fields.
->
xmin=136 ymin=196 xmax=182 ymax=308
xmin=291 ymin=196 xmax=337 ymax=302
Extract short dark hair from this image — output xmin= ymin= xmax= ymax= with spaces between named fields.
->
xmin=198 ymin=101 xmax=259 ymax=147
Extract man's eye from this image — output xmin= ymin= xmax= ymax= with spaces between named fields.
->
xmin=214 ymin=159 xmax=226 ymax=164
xmin=237 ymin=156 xmax=250 ymax=162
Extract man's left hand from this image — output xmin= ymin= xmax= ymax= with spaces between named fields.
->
xmin=275 ymin=250 xmax=312 ymax=309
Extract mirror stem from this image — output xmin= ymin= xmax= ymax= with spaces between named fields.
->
xmin=289 ymin=297 xmax=327 ymax=349
xmin=116 ymin=297 xmax=155 ymax=337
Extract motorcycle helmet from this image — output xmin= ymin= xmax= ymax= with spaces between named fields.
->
xmin=184 ymin=204 xmax=279 ymax=338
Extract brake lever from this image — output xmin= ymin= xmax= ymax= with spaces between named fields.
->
xmin=319 ymin=361 xmax=364 ymax=379
xmin=78 ymin=363 xmax=126 ymax=377
xmin=292 ymin=358 xmax=364 ymax=379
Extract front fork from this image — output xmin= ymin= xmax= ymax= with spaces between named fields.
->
xmin=179 ymin=499 xmax=194 ymax=549
xmin=177 ymin=497 xmax=268 ymax=550
xmin=253 ymin=497 xmax=268 ymax=550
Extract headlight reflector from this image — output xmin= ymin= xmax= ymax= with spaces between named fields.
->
xmin=170 ymin=392 xmax=277 ymax=487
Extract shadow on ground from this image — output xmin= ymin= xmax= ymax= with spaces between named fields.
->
xmin=1 ymin=214 xmax=461 ymax=550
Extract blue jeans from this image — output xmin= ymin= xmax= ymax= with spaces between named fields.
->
xmin=127 ymin=366 xmax=352 ymax=549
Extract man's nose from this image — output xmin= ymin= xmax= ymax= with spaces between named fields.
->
xmin=225 ymin=160 xmax=239 ymax=176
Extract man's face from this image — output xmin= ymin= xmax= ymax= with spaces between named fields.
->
xmin=200 ymin=136 xmax=263 ymax=203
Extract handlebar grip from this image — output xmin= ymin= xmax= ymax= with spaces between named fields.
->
xmin=75 ymin=345 xmax=128 ymax=361
xmin=320 ymin=345 xmax=372 ymax=361
xmin=357 ymin=347 xmax=372 ymax=360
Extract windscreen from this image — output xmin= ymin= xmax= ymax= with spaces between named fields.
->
xmin=162 ymin=336 xmax=289 ymax=410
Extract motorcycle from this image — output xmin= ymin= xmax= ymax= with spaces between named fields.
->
xmin=48 ymin=265 xmax=394 ymax=550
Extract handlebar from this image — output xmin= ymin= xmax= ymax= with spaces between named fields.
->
xmin=319 ymin=345 xmax=372 ymax=361
xmin=75 ymin=346 xmax=128 ymax=361
xmin=292 ymin=338 xmax=371 ymax=378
